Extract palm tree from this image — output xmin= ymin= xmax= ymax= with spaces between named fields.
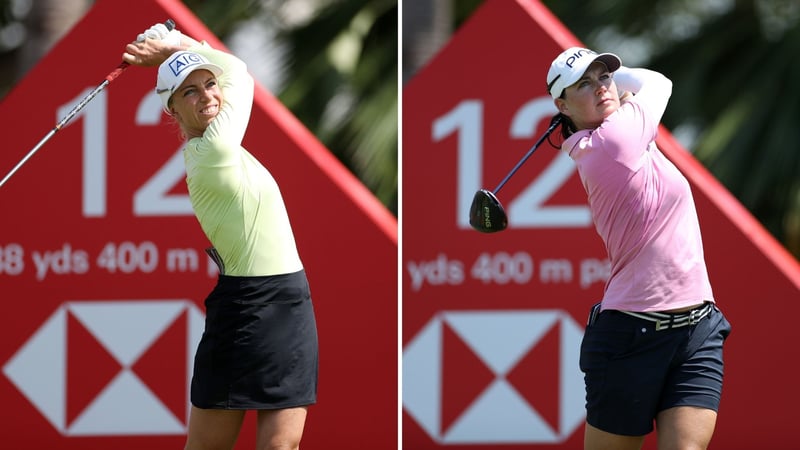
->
xmin=276 ymin=0 xmax=398 ymax=214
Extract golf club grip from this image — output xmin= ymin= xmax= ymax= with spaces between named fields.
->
xmin=104 ymin=19 xmax=176 ymax=83
xmin=105 ymin=62 xmax=130 ymax=82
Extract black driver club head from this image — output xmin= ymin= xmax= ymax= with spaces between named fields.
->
xmin=469 ymin=189 xmax=508 ymax=233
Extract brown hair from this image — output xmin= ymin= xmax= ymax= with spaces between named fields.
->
xmin=556 ymin=112 xmax=576 ymax=140
xmin=556 ymin=89 xmax=577 ymax=139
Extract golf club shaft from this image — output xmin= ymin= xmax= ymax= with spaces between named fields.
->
xmin=0 ymin=73 xmax=117 ymax=188
xmin=493 ymin=114 xmax=563 ymax=194
xmin=0 ymin=19 xmax=175 ymax=189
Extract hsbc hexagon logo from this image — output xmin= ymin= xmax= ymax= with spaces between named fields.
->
xmin=403 ymin=310 xmax=585 ymax=444
xmin=3 ymin=300 xmax=204 ymax=436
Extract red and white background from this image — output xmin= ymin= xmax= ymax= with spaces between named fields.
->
xmin=0 ymin=0 xmax=397 ymax=448
xmin=403 ymin=1 xmax=800 ymax=449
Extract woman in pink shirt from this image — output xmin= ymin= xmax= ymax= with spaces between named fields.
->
xmin=547 ymin=47 xmax=731 ymax=450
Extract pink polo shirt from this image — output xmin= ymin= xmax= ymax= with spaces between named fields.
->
xmin=562 ymin=68 xmax=713 ymax=312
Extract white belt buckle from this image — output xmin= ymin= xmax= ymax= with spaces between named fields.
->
xmin=688 ymin=307 xmax=704 ymax=326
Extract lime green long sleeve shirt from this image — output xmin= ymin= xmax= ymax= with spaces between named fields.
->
xmin=182 ymin=43 xmax=302 ymax=277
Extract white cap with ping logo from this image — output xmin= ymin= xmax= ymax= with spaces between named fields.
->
xmin=546 ymin=47 xmax=621 ymax=99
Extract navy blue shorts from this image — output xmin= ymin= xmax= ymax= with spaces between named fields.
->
xmin=191 ymin=269 xmax=319 ymax=410
xmin=579 ymin=302 xmax=731 ymax=436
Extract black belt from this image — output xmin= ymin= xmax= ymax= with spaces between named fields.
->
xmin=620 ymin=302 xmax=713 ymax=331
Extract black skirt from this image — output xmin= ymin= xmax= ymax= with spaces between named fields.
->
xmin=190 ymin=269 xmax=318 ymax=409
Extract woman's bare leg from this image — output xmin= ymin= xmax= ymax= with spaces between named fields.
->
xmin=584 ymin=422 xmax=645 ymax=450
xmin=184 ymin=406 xmax=246 ymax=450
xmin=255 ymin=407 xmax=308 ymax=450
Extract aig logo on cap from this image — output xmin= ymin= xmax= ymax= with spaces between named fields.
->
xmin=169 ymin=52 xmax=207 ymax=76
xmin=156 ymin=51 xmax=221 ymax=108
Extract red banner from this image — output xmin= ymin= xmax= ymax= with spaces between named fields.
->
xmin=0 ymin=0 xmax=397 ymax=448
xmin=402 ymin=1 xmax=800 ymax=449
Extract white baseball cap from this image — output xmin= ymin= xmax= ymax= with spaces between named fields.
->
xmin=546 ymin=47 xmax=621 ymax=99
xmin=156 ymin=51 xmax=223 ymax=109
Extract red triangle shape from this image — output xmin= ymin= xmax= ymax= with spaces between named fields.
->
xmin=132 ymin=309 xmax=188 ymax=423
xmin=166 ymin=178 xmax=189 ymax=195
xmin=67 ymin=311 xmax=122 ymax=426
xmin=441 ymin=321 xmax=495 ymax=434
xmin=507 ymin=320 xmax=561 ymax=431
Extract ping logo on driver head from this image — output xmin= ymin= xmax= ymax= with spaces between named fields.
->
xmin=564 ymin=49 xmax=596 ymax=68
xmin=483 ymin=205 xmax=492 ymax=228
xmin=168 ymin=52 xmax=206 ymax=76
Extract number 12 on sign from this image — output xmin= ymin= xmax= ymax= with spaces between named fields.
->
xmin=432 ymin=99 xmax=592 ymax=230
